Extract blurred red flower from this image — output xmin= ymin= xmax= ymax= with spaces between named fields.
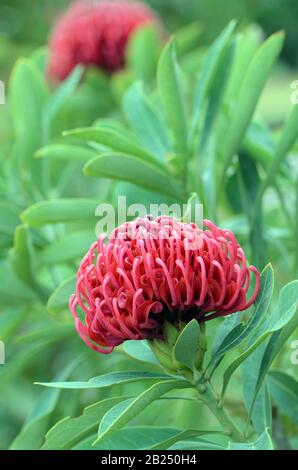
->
xmin=69 ymin=216 xmax=260 ymax=354
xmin=48 ymin=0 xmax=158 ymax=80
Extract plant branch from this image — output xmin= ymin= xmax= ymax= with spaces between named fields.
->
xmin=196 ymin=380 xmax=246 ymax=442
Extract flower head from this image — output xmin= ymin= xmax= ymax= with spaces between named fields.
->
xmin=69 ymin=216 xmax=260 ymax=354
xmin=48 ymin=0 xmax=158 ymax=80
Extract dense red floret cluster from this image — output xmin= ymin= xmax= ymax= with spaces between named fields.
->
xmin=69 ymin=216 xmax=260 ymax=354
xmin=48 ymin=0 xmax=158 ymax=80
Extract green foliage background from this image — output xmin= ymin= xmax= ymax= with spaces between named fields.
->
xmin=0 ymin=0 xmax=297 ymax=451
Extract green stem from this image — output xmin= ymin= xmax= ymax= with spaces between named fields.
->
xmin=197 ymin=381 xmax=246 ymax=442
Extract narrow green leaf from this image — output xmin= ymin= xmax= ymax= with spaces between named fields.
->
xmin=242 ymin=344 xmax=272 ymax=433
xmin=173 ymin=320 xmax=200 ymax=370
xmin=64 ymin=127 xmax=163 ymax=168
xmin=228 ymin=429 xmax=274 ymax=450
xmin=122 ymin=340 xmax=160 ymax=365
xmin=47 ymin=275 xmax=76 ymax=314
xmin=243 ymin=121 xmax=275 ymax=168
xmin=212 ymin=313 xmax=242 ymax=357
xmin=36 ymin=371 xmax=172 ymax=389
xmin=181 ymin=192 xmax=201 ymax=223
xmin=44 ymin=66 xmax=83 ymax=123
xmin=126 ymin=25 xmax=160 ymax=82
xmin=221 ymin=279 xmax=296 ymax=399
xmin=268 ymin=370 xmax=298 ymax=425
xmin=0 ymin=261 xmax=37 ymax=305
xmin=123 ymin=82 xmax=171 ymax=160
xmin=10 ymin=225 xmax=34 ymax=287
xmin=21 ymin=199 xmax=99 ymax=227
xmin=191 ymin=20 xmax=236 ymax=135
xmin=250 ymin=283 xmax=298 ymax=413
xmin=73 ymin=427 xmax=181 ymax=451
xmin=10 ymin=58 xmax=49 ymax=190
xmin=199 ymin=39 xmax=235 ymax=153
xmin=158 ymin=40 xmax=188 ymax=157
xmin=222 ymin=32 xmax=284 ymax=169
xmin=212 ymin=264 xmax=273 ymax=363
xmin=259 ymin=103 xmax=298 ymax=197
xmin=94 ymin=379 xmax=190 ymax=445
xmin=0 ymin=308 xmax=26 ymax=342
xmin=175 ymin=22 xmax=203 ymax=56
xmin=0 ymin=201 xmax=20 ymax=235
xmin=169 ymin=439 xmax=227 ymax=450
xmin=84 ymin=153 xmax=182 ymax=199
xmin=40 ymin=230 xmax=95 ymax=266
xmin=42 ymin=397 xmax=126 ymax=450
xmin=150 ymin=430 xmax=223 ymax=451
xmin=35 ymin=144 xmax=96 ymax=161
xmin=238 ymin=151 xmax=261 ymax=219
xmin=223 ymin=25 xmax=262 ymax=105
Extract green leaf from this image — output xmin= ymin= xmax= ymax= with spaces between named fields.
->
xmin=221 ymin=278 xmax=296 ymax=399
xmin=199 ymin=38 xmax=235 ymax=153
xmin=181 ymin=192 xmax=201 ymax=223
xmin=249 ymin=282 xmax=298 ymax=413
xmin=0 ymin=308 xmax=26 ymax=342
xmin=94 ymin=379 xmax=190 ymax=445
xmin=40 ymin=230 xmax=95 ymax=266
xmin=10 ymin=58 xmax=49 ymax=190
xmin=268 ymin=370 xmax=298 ymax=425
xmin=42 ymin=397 xmax=126 ymax=450
xmin=173 ymin=319 xmax=200 ymax=370
xmin=16 ymin=324 xmax=73 ymax=345
xmin=126 ymin=25 xmax=160 ymax=82
xmin=169 ymin=439 xmax=227 ymax=450
xmin=243 ymin=121 xmax=275 ymax=168
xmin=175 ymin=22 xmax=203 ymax=56
xmin=123 ymin=82 xmax=171 ymax=160
xmin=30 ymin=47 xmax=47 ymax=73
xmin=238 ymin=151 xmax=261 ymax=219
xmin=150 ymin=429 xmax=223 ymax=451
xmin=212 ymin=313 xmax=242 ymax=357
xmin=36 ymin=371 xmax=172 ymax=389
xmin=73 ymin=427 xmax=182 ymax=450
xmin=259 ymin=103 xmax=298 ymax=196
xmin=10 ymin=225 xmax=34 ymax=287
xmin=0 ymin=261 xmax=37 ymax=305
xmin=123 ymin=340 xmax=160 ymax=365
xmin=84 ymin=153 xmax=182 ymax=199
xmin=228 ymin=429 xmax=274 ymax=450
xmin=0 ymin=201 xmax=20 ymax=235
xmin=10 ymin=59 xmax=49 ymax=146
xmin=47 ymin=275 xmax=76 ymax=314
xmin=44 ymin=66 xmax=83 ymax=124
xmin=212 ymin=264 xmax=274 ymax=363
xmin=0 ymin=327 xmax=71 ymax=386
xmin=64 ymin=127 xmax=163 ymax=168
xmin=35 ymin=144 xmax=96 ymax=162
xmin=223 ymin=25 xmax=262 ymax=105
xmin=21 ymin=199 xmax=99 ymax=227
xmin=191 ymin=20 xmax=236 ymax=136
xmin=221 ymin=32 xmax=284 ymax=169
xmin=242 ymin=344 xmax=272 ymax=433
xmin=158 ymin=39 xmax=188 ymax=157
xmin=10 ymin=357 xmax=81 ymax=449
xmin=0 ymin=344 xmax=47 ymax=386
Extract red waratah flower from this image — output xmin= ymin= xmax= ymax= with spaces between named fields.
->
xmin=48 ymin=0 xmax=158 ymax=80
xmin=69 ymin=216 xmax=260 ymax=354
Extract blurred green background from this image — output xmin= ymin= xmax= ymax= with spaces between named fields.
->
xmin=0 ymin=0 xmax=297 ymax=451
